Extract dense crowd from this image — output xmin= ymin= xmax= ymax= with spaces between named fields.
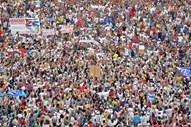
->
xmin=0 ymin=0 xmax=191 ymax=127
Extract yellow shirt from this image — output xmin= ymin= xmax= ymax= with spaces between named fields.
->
xmin=104 ymin=112 xmax=109 ymax=119
xmin=153 ymin=105 xmax=156 ymax=109
xmin=112 ymin=76 xmax=115 ymax=81
xmin=113 ymin=54 xmax=118 ymax=59
xmin=112 ymin=101 xmax=118 ymax=106
xmin=58 ymin=16 xmax=63 ymax=23
xmin=140 ymin=92 xmax=144 ymax=97
xmin=177 ymin=76 xmax=182 ymax=81
xmin=85 ymin=104 xmax=90 ymax=109
xmin=156 ymin=24 xmax=160 ymax=28
xmin=23 ymin=109 xmax=28 ymax=114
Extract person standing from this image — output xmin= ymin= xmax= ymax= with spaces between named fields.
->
xmin=133 ymin=112 xmax=141 ymax=127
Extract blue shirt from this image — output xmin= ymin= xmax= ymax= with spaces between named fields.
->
xmin=134 ymin=115 xmax=141 ymax=124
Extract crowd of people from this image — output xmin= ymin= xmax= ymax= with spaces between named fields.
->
xmin=0 ymin=0 xmax=191 ymax=127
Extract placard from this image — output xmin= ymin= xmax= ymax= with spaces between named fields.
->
xmin=138 ymin=45 xmax=145 ymax=54
xmin=89 ymin=65 xmax=101 ymax=78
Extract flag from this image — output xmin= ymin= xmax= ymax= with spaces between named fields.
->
xmin=6 ymin=90 xmax=26 ymax=97
xmin=25 ymin=19 xmax=39 ymax=27
xmin=176 ymin=66 xmax=191 ymax=77
xmin=176 ymin=69 xmax=184 ymax=77
xmin=18 ymin=90 xmax=26 ymax=97
xmin=147 ymin=93 xmax=155 ymax=102
xmin=25 ymin=18 xmax=40 ymax=33
xmin=25 ymin=19 xmax=33 ymax=26
xmin=6 ymin=90 xmax=19 ymax=97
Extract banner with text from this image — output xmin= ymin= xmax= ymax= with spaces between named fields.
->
xmin=42 ymin=29 xmax=55 ymax=36
xmin=61 ymin=25 xmax=74 ymax=33
xmin=9 ymin=18 xmax=40 ymax=34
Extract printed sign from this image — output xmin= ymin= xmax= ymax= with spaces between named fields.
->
xmin=42 ymin=29 xmax=55 ymax=36
xmin=61 ymin=25 xmax=74 ymax=33
xmin=138 ymin=45 xmax=145 ymax=54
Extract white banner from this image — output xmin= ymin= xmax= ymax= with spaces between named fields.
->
xmin=61 ymin=25 xmax=74 ymax=33
xmin=79 ymin=40 xmax=103 ymax=52
xmin=42 ymin=29 xmax=55 ymax=36
xmin=9 ymin=18 xmax=40 ymax=34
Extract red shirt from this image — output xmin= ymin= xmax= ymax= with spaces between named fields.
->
xmin=41 ymin=108 xmax=46 ymax=114
xmin=148 ymin=102 xmax=151 ymax=108
xmin=49 ymin=91 xmax=53 ymax=97
xmin=141 ymin=23 xmax=145 ymax=29
xmin=152 ymin=124 xmax=160 ymax=127
xmin=174 ymin=48 xmax=177 ymax=54
xmin=21 ymin=99 xmax=27 ymax=107
xmin=129 ymin=42 xmax=133 ymax=49
xmin=154 ymin=11 xmax=159 ymax=17
xmin=161 ymin=42 xmax=165 ymax=47
xmin=88 ymin=123 xmax=94 ymax=127
xmin=20 ymin=48 xmax=26 ymax=54
xmin=0 ymin=28 xmax=3 ymax=36
xmin=8 ymin=52 xmax=13 ymax=57
xmin=133 ymin=36 xmax=139 ymax=43
xmin=128 ymin=85 xmax=132 ymax=90
xmin=80 ymin=85 xmax=85 ymax=93
xmin=77 ymin=20 xmax=83 ymax=25
xmin=129 ymin=9 xmax=134 ymax=17
xmin=19 ymin=119 xmax=26 ymax=125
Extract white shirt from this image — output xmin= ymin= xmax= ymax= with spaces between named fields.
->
xmin=43 ymin=124 xmax=50 ymax=127
xmin=141 ymin=115 xmax=150 ymax=125
xmin=150 ymin=7 xmax=156 ymax=14
xmin=128 ymin=108 xmax=134 ymax=118
xmin=165 ymin=108 xmax=173 ymax=117
xmin=178 ymin=35 xmax=183 ymax=43
xmin=97 ymin=91 xmax=110 ymax=100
